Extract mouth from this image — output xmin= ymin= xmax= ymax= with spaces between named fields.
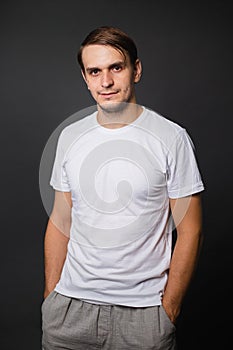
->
xmin=98 ymin=91 xmax=119 ymax=98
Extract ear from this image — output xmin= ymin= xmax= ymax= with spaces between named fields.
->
xmin=133 ymin=59 xmax=142 ymax=83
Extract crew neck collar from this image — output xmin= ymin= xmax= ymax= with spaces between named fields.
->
xmin=93 ymin=106 xmax=147 ymax=134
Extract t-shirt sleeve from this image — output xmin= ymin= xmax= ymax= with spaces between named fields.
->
xmin=166 ymin=128 xmax=204 ymax=198
xmin=50 ymin=130 xmax=71 ymax=192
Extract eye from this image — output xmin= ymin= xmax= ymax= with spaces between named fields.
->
xmin=112 ymin=65 xmax=122 ymax=72
xmin=90 ymin=69 xmax=100 ymax=76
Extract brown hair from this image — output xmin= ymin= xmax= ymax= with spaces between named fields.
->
xmin=77 ymin=26 xmax=138 ymax=72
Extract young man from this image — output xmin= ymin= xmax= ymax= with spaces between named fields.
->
xmin=41 ymin=26 xmax=204 ymax=349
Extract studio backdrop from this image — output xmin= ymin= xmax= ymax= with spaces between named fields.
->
xmin=1 ymin=1 xmax=232 ymax=349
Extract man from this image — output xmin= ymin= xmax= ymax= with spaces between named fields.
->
xmin=41 ymin=26 xmax=204 ymax=349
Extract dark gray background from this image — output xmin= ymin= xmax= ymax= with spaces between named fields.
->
xmin=1 ymin=0 xmax=232 ymax=349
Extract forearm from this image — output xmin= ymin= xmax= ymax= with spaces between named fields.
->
xmin=43 ymin=219 xmax=70 ymax=298
xmin=162 ymin=229 xmax=203 ymax=322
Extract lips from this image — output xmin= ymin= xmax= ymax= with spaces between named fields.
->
xmin=99 ymin=91 xmax=119 ymax=97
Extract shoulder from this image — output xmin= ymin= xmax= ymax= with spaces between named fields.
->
xmin=142 ymin=107 xmax=186 ymax=145
xmin=60 ymin=111 xmax=96 ymax=138
xmin=57 ymin=111 xmax=97 ymax=149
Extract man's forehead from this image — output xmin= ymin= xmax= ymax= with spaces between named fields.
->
xmin=82 ymin=44 xmax=128 ymax=67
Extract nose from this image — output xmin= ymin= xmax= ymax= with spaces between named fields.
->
xmin=101 ymin=71 xmax=114 ymax=88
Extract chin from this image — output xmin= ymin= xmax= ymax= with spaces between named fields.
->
xmin=98 ymin=101 xmax=129 ymax=114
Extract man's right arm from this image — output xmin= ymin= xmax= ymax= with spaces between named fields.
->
xmin=43 ymin=191 xmax=72 ymax=299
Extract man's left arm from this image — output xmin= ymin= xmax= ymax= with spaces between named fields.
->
xmin=162 ymin=193 xmax=203 ymax=324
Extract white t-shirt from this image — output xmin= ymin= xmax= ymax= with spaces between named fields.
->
xmin=50 ymin=106 xmax=204 ymax=307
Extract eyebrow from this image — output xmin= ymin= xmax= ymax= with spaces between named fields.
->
xmin=86 ymin=60 xmax=126 ymax=73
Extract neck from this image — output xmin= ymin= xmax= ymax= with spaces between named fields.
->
xmin=97 ymin=102 xmax=143 ymax=129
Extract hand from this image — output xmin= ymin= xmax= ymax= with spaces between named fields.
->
xmin=43 ymin=288 xmax=53 ymax=299
xmin=162 ymin=300 xmax=180 ymax=325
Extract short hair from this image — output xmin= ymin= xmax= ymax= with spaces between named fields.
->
xmin=77 ymin=26 xmax=138 ymax=72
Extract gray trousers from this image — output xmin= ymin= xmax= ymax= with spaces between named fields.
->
xmin=41 ymin=291 xmax=176 ymax=350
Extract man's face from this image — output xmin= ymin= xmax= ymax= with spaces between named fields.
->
xmin=81 ymin=44 xmax=141 ymax=113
